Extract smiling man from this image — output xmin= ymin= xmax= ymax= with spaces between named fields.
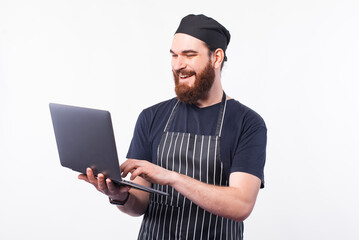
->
xmin=79 ymin=14 xmax=267 ymax=239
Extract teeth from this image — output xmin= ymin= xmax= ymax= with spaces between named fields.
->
xmin=180 ymin=74 xmax=190 ymax=78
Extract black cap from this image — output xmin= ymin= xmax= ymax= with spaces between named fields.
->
xmin=175 ymin=14 xmax=231 ymax=61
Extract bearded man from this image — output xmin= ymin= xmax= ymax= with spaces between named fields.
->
xmin=79 ymin=14 xmax=267 ymax=239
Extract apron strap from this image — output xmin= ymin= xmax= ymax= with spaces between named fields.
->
xmin=215 ymin=91 xmax=227 ymax=137
xmin=164 ymin=91 xmax=228 ymax=136
xmin=163 ymin=100 xmax=180 ymax=133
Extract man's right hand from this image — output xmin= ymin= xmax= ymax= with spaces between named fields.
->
xmin=78 ymin=168 xmax=130 ymax=202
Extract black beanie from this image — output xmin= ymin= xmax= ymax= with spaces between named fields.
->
xmin=175 ymin=14 xmax=231 ymax=61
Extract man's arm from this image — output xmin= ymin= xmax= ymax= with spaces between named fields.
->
xmin=78 ymin=167 xmax=150 ymax=217
xmin=121 ymin=159 xmax=261 ymax=222
xmin=172 ymin=171 xmax=260 ymax=222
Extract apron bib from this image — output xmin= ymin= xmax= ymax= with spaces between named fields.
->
xmin=138 ymin=93 xmax=243 ymax=240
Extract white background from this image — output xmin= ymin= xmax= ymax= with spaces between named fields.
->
xmin=1 ymin=0 xmax=358 ymax=239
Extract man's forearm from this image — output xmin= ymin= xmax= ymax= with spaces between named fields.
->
xmin=169 ymin=171 xmax=260 ymax=222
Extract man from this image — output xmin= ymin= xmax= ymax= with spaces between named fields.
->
xmin=79 ymin=14 xmax=266 ymax=239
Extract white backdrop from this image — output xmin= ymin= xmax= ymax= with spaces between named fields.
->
xmin=1 ymin=0 xmax=358 ymax=239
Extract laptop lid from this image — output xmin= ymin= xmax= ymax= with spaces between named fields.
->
xmin=49 ymin=103 xmax=123 ymax=181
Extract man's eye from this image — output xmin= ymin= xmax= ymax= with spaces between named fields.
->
xmin=186 ymin=55 xmax=196 ymax=58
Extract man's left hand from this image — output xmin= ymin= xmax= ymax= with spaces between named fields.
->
xmin=120 ymin=159 xmax=176 ymax=186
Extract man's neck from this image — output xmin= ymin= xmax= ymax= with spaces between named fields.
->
xmin=195 ymin=78 xmax=224 ymax=108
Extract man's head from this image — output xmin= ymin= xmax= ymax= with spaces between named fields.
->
xmin=170 ymin=14 xmax=230 ymax=104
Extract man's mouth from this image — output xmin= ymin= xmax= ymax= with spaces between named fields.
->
xmin=179 ymin=74 xmax=190 ymax=79
xmin=178 ymin=71 xmax=195 ymax=80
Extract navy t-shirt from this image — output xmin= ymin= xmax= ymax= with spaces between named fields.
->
xmin=127 ymin=98 xmax=267 ymax=188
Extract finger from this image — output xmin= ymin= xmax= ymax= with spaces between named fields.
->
xmin=105 ymin=178 xmax=128 ymax=194
xmin=120 ymin=159 xmax=136 ymax=177
xmin=105 ymin=178 xmax=117 ymax=193
xmin=97 ymin=173 xmax=108 ymax=194
xmin=86 ymin=168 xmax=97 ymax=185
xmin=121 ymin=160 xmax=137 ymax=178
xmin=120 ymin=158 xmax=139 ymax=167
xmin=119 ymin=159 xmax=130 ymax=170
xmin=78 ymin=174 xmax=90 ymax=182
xmin=130 ymin=167 xmax=144 ymax=180
xmin=121 ymin=160 xmax=145 ymax=178
xmin=106 ymin=179 xmax=131 ymax=202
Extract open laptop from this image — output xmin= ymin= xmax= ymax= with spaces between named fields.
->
xmin=49 ymin=103 xmax=168 ymax=196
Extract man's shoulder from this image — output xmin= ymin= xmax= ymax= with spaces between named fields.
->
xmin=227 ymin=99 xmax=266 ymax=128
xmin=139 ymin=97 xmax=178 ymax=121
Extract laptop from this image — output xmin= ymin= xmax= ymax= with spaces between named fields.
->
xmin=49 ymin=103 xmax=168 ymax=196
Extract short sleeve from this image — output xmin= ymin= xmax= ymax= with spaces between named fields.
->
xmin=126 ymin=110 xmax=152 ymax=161
xmin=231 ymin=116 xmax=267 ymax=188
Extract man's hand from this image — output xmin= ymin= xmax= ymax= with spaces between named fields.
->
xmin=121 ymin=159 xmax=176 ymax=186
xmin=78 ymin=168 xmax=130 ymax=202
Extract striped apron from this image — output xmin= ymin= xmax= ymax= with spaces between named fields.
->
xmin=138 ymin=92 xmax=243 ymax=239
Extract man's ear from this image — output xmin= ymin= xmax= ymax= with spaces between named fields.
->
xmin=213 ymin=48 xmax=225 ymax=69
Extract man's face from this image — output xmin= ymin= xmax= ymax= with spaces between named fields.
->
xmin=170 ymin=33 xmax=215 ymax=104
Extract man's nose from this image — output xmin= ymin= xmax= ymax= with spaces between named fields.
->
xmin=172 ymin=56 xmax=186 ymax=71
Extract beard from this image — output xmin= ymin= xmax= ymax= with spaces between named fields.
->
xmin=173 ymin=61 xmax=215 ymax=105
